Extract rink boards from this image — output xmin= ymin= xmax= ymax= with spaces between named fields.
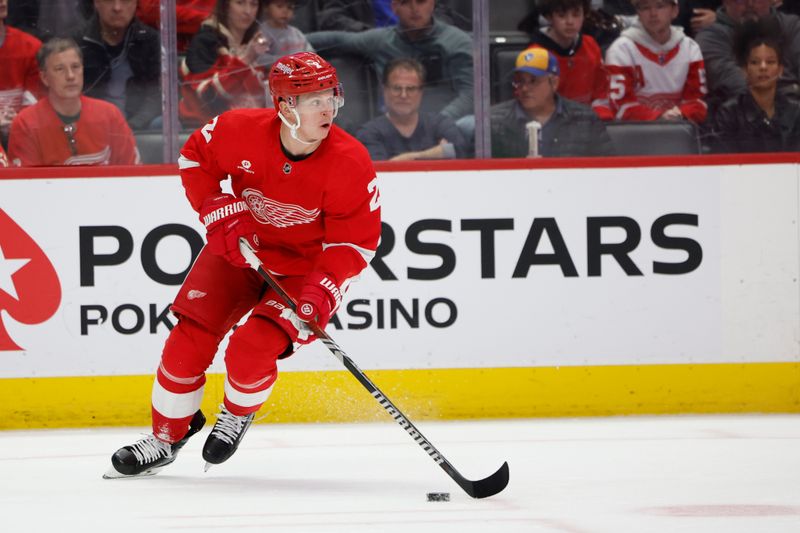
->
xmin=0 ymin=155 xmax=799 ymax=428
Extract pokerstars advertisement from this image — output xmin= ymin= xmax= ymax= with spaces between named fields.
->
xmin=0 ymin=163 xmax=798 ymax=378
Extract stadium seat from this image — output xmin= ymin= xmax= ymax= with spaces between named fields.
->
xmin=135 ymin=131 xmax=192 ymax=164
xmin=446 ymin=0 xmax=474 ymax=30
xmin=604 ymin=122 xmax=702 ymax=156
xmin=491 ymin=45 xmax=527 ymax=104
xmin=326 ymin=54 xmax=378 ymax=136
xmin=489 ymin=0 xmax=536 ymax=32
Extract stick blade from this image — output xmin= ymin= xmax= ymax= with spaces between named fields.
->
xmin=458 ymin=461 xmax=510 ymax=499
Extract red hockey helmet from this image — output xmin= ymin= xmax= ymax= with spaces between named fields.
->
xmin=269 ymin=52 xmax=342 ymax=110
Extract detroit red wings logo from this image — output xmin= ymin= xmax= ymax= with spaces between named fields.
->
xmin=0 ymin=210 xmax=61 ymax=351
xmin=242 ymin=188 xmax=320 ymax=228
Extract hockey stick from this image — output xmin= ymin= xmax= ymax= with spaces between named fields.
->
xmin=238 ymin=238 xmax=509 ymax=499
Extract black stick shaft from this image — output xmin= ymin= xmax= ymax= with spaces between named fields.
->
xmin=238 ymin=238 xmax=509 ymax=498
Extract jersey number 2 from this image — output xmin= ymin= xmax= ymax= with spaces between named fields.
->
xmin=368 ymin=177 xmax=381 ymax=212
xmin=201 ymin=116 xmax=219 ymax=143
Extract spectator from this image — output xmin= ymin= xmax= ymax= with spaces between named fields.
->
xmin=6 ymin=0 xmax=92 ymax=41
xmin=136 ymin=0 xmax=216 ymax=53
xmin=675 ymin=0 xmax=720 ymax=37
xmin=317 ymin=0 xmax=469 ymax=32
xmin=75 ymin=0 xmax=161 ymax=130
xmin=709 ymin=20 xmax=800 ymax=152
xmin=8 ymin=37 xmax=139 ymax=166
xmin=308 ymin=0 xmax=474 ymax=121
xmin=0 ymin=143 xmax=8 ymax=167
xmin=356 ymin=57 xmax=467 ymax=160
xmin=0 ymin=0 xmax=44 ymax=147
xmin=490 ymin=47 xmax=615 ymax=158
xmin=695 ymin=0 xmax=800 ymax=109
xmin=605 ymin=0 xmax=708 ymax=122
xmin=257 ymin=0 xmax=313 ymax=69
xmin=601 ymin=0 xmax=639 ymax=30
xmin=527 ymin=0 xmax=612 ymax=119
xmin=179 ymin=0 xmax=270 ymax=127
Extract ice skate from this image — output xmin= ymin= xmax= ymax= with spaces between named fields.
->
xmin=202 ymin=405 xmax=255 ymax=471
xmin=103 ymin=410 xmax=206 ymax=479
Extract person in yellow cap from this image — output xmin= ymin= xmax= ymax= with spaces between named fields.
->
xmin=490 ymin=46 xmax=614 ymax=158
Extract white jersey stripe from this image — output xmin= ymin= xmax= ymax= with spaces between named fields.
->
xmin=224 ymin=376 xmax=273 ymax=408
xmin=158 ymin=362 xmax=203 ymax=385
xmin=322 ymin=242 xmax=376 ymax=263
xmin=178 ymin=154 xmax=200 ymax=169
xmin=151 ymin=378 xmax=204 ymax=419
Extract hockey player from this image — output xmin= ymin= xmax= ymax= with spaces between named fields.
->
xmin=105 ymin=51 xmax=382 ymax=478
xmin=604 ymin=0 xmax=708 ymax=122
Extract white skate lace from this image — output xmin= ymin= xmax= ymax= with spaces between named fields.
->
xmin=130 ymin=434 xmax=172 ymax=464
xmin=210 ymin=407 xmax=249 ymax=445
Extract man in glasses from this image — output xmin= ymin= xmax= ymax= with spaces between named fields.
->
xmin=490 ymin=47 xmax=614 ymax=158
xmin=7 ymin=37 xmax=139 ymax=166
xmin=105 ymin=52 xmax=381 ymax=478
xmin=308 ymin=0 xmax=473 ymax=121
xmin=696 ymin=0 xmax=800 ymax=110
xmin=356 ymin=57 xmax=467 ymax=160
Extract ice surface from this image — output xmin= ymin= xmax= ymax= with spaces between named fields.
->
xmin=2 ymin=415 xmax=799 ymax=532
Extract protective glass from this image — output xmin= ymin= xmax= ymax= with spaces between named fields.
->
xmin=387 ymin=85 xmax=422 ymax=96
xmin=511 ymin=75 xmax=550 ymax=89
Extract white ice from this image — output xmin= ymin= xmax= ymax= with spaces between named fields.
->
xmin=2 ymin=415 xmax=799 ymax=532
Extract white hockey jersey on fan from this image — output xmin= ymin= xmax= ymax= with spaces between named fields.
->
xmin=605 ymin=22 xmax=707 ymax=122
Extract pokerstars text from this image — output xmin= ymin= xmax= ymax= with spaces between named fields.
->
xmin=76 ymin=214 xmax=701 ymax=335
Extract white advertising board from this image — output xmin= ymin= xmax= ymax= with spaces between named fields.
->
xmin=0 ymin=163 xmax=797 ymax=378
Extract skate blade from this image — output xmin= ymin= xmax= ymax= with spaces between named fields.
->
xmin=102 ymin=465 xmax=163 ymax=479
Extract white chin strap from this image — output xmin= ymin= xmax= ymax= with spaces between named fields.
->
xmin=278 ymin=108 xmax=318 ymax=146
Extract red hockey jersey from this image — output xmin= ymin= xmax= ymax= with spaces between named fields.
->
xmin=8 ymin=96 xmax=140 ymax=166
xmin=179 ymin=109 xmax=382 ymax=287
xmin=0 ymin=144 xmax=8 ymax=168
xmin=136 ymin=0 xmax=216 ymax=52
xmin=179 ymin=22 xmax=268 ymax=127
xmin=528 ymin=33 xmax=612 ymax=120
xmin=0 ymin=26 xmax=44 ymax=117
xmin=604 ymin=23 xmax=707 ymax=122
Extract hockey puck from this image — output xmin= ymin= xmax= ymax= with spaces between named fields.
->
xmin=426 ymin=492 xmax=450 ymax=502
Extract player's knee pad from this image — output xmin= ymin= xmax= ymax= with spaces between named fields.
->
xmin=224 ymin=315 xmax=290 ymax=389
xmin=159 ymin=316 xmax=222 ymax=391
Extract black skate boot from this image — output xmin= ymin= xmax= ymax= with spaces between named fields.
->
xmin=202 ymin=405 xmax=255 ymax=471
xmin=103 ymin=409 xmax=206 ymax=479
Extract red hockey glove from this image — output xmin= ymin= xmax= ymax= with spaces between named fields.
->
xmin=296 ymin=272 xmax=342 ymax=331
xmin=199 ymin=194 xmax=259 ymax=268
